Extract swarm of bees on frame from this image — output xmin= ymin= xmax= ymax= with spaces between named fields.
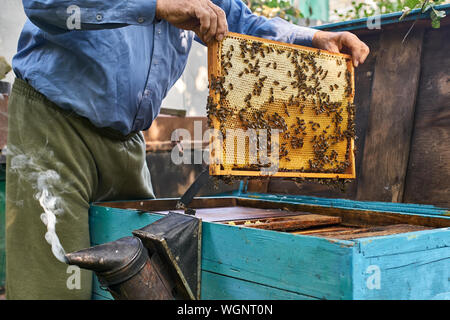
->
xmin=207 ymin=35 xmax=356 ymax=190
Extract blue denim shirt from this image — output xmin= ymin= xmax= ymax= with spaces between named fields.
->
xmin=13 ymin=0 xmax=318 ymax=135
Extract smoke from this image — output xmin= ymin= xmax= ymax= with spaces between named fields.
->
xmin=8 ymin=146 xmax=70 ymax=264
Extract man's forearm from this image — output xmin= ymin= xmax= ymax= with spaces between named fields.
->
xmin=212 ymin=0 xmax=317 ymax=47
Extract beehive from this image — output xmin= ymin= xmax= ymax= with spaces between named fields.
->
xmin=207 ymin=32 xmax=355 ymax=179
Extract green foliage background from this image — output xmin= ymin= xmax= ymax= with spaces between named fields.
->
xmin=334 ymin=0 xmax=447 ymax=28
xmin=242 ymin=0 xmax=304 ymax=24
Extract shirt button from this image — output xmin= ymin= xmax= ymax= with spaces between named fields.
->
xmin=138 ymin=17 xmax=145 ymax=23
xmin=157 ymin=29 xmax=161 ymax=34
xmin=96 ymin=14 xmax=103 ymax=21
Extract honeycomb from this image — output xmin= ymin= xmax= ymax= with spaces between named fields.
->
xmin=207 ymin=32 xmax=356 ymax=179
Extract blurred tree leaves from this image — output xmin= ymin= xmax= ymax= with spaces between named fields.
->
xmin=243 ymin=0 xmax=304 ymax=24
xmin=334 ymin=0 xmax=446 ymax=28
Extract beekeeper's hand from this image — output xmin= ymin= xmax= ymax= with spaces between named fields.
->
xmin=156 ymin=0 xmax=228 ymax=44
xmin=312 ymin=31 xmax=370 ymax=67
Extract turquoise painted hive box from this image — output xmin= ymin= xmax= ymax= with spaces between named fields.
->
xmin=89 ymin=194 xmax=450 ymax=300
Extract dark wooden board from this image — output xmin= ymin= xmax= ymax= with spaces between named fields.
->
xmin=235 ymin=198 xmax=450 ymax=228
xmin=97 ymin=197 xmax=450 ymax=229
xmin=357 ymin=27 xmax=424 ymax=202
xmin=221 ymin=214 xmax=341 ymax=231
xmin=403 ymin=25 xmax=450 ymax=209
xmin=303 ymin=224 xmax=430 ymax=240
xmin=292 ymin=226 xmax=357 ymax=236
xmin=98 ymin=197 xmax=238 ymax=211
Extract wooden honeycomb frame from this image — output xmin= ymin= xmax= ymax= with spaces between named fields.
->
xmin=207 ymin=32 xmax=356 ymax=179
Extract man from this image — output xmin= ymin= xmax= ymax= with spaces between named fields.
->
xmin=6 ymin=0 xmax=369 ymax=299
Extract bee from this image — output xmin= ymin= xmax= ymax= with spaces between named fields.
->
xmin=229 ymin=83 xmax=233 ymax=90
xmin=284 ymin=105 xmax=290 ymax=117
xmin=281 ymin=86 xmax=287 ymax=91
xmin=273 ymin=62 xmax=277 ymax=70
xmin=239 ymin=71 xmax=244 ymax=77
xmin=273 ymin=80 xmax=279 ymax=86
xmin=230 ymin=45 xmax=234 ymax=52
xmin=244 ymin=59 xmax=249 ymax=63
xmin=287 ymin=70 xmax=291 ymax=77
xmin=337 ymin=71 xmax=342 ymax=78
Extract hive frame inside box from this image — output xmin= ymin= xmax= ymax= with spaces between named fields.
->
xmin=207 ymin=32 xmax=356 ymax=179
xmin=89 ymin=196 xmax=450 ymax=300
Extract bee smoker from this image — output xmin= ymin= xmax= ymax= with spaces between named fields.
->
xmin=65 ymin=212 xmax=202 ymax=300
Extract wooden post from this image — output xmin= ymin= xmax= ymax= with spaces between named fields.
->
xmin=357 ymin=28 xmax=424 ymax=202
xmin=403 ymin=26 xmax=450 ymax=208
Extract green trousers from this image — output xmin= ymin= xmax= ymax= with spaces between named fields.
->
xmin=6 ymin=79 xmax=155 ymax=299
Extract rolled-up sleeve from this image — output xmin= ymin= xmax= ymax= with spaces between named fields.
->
xmin=212 ymin=0 xmax=318 ymax=47
xmin=23 ymin=0 xmax=158 ymax=33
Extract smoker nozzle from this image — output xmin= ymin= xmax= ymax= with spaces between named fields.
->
xmin=65 ymin=236 xmax=148 ymax=286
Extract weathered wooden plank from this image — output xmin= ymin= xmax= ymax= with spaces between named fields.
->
xmin=200 ymin=222 xmax=355 ymax=299
xmin=293 ymin=226 xmax=355 ymax=235
xmin=352 ymin=228 xmax=450 ymax=299
xmin=356 ymin=227 xmax=450 ymax=257
xmin=238 ymin=193 xmax=449 ymax=217
xmin=354 ymin=247 xmax=450 ymax=300
xmin=159 ymin=107 xmax=187 ymax=117
xmin=246 ymin=178 xmax=270 ymax=194
xmin=223 ymin=214 xmax=341 ymax=232
xmin=89 ymin=206 xmax=164 ymax=244
xmin=236 ymin=197 xmax=450 ymax=228
xmin=200 ymin=271 xmax=318 ymax=300
xmin=91 ymin=269 xmax=319 ymax=300
xmin=403 ymin=25 xmax=450 ymax=208
xmin=357 ymin=27 xmax=424 ymax=202
xmin=309 ymin=224 xmax=430 ymax=240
